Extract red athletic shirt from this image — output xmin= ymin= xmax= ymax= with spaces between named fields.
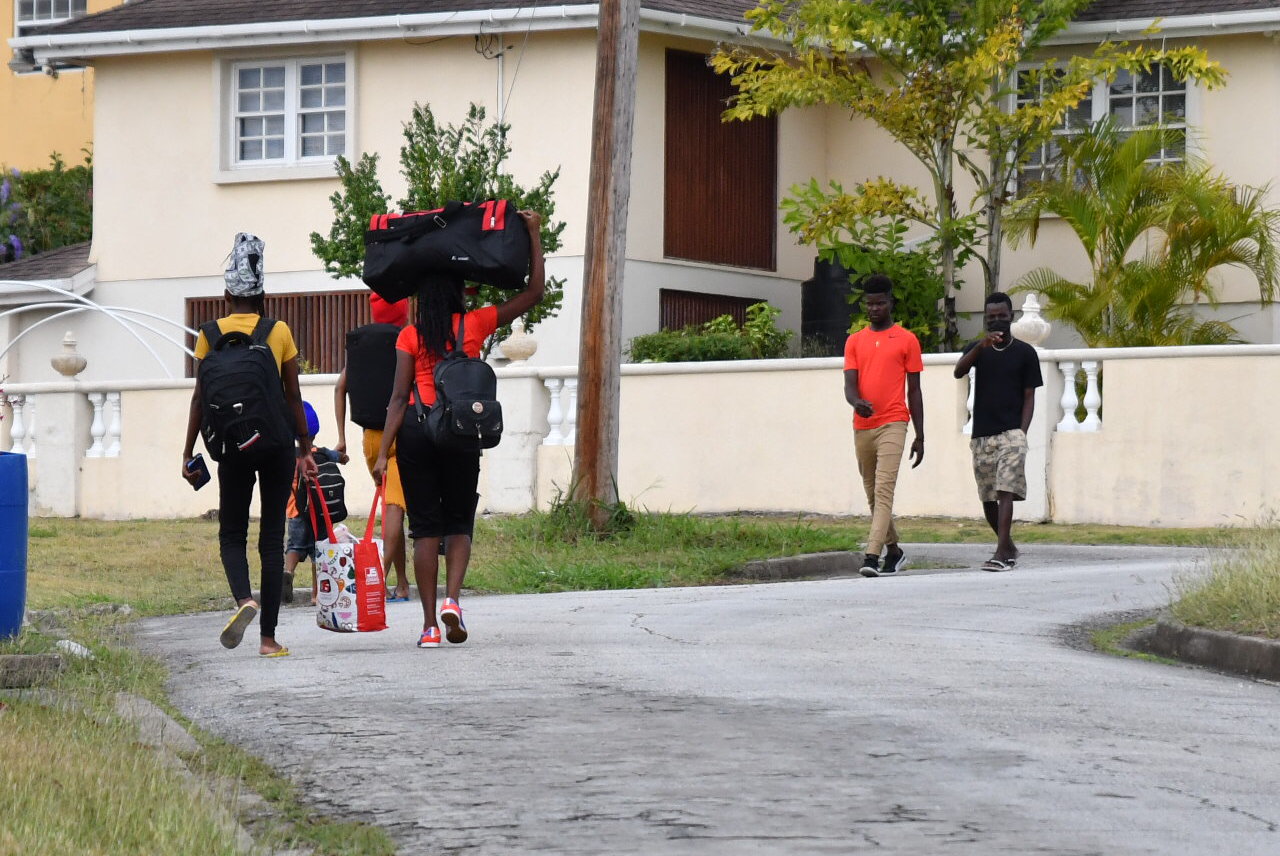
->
xmin=396 ymin=305 xmax=500 ymax=406
xmin=843 ymin=324 xmax=923 ymax=429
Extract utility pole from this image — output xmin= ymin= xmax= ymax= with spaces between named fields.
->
xmin=571 ymin=0 xmax=639 ymax=530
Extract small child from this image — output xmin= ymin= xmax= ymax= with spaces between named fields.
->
xmin=283 ymin=401 xmax=348 ymax=604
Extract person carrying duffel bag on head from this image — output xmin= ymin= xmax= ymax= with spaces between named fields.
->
xmin=373 ymin=210 xmax=545 ymax=649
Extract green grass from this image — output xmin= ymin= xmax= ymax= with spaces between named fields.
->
xmin=1169 ymin=527 xmax=1280 ymax=639
xmin=0 ymin=615 xmax=395 ymax=856
xmin=1088 ymin=618 xmax=1177 ymax=664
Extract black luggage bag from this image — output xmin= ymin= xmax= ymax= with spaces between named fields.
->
xmin=362 ymin=199 xmax=530 ymax=301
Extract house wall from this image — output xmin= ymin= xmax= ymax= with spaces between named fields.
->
xmin=0 ymin=0 xmax=120 ymax=169
xmin=14 ymin=20 xmax=1280 ymax=390
xmin=25 ymin=29 xmax=826 ymax=383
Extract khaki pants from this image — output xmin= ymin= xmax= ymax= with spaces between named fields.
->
xmin=854 ymin=421 xmax=907 ymax=555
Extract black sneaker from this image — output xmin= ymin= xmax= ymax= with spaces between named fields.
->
xmin=282 ymin=571 xmax=295 ymax=604
xmin=881 ymin=549 xmax=907 ymax=575
xmin=858 ymin=554 xmax=881 ymax=578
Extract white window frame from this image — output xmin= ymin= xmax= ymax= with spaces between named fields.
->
xmin=214 ymin=51 xmax=355 ymax=184
xmin=13 ymin=0 xmax=88 ymax=73
xmin=1013 ymin=61 xmax=1201 ymax=193
xmin=13 ymin=0 xmax=87 ymax=37
xmin=1012 ymin=66 xmax=1096 ymax=196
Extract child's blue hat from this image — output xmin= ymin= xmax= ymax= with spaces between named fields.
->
xmin=303 ymin=401 xmax=320 ymax=437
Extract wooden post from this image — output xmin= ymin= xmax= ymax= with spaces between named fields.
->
xmin=571 ymin=0 xmax=639 ymax=530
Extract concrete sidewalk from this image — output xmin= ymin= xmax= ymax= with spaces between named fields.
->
xmin=138 ymin=544 xmax=1280 ymax=854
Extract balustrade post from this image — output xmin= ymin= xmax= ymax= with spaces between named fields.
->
xmin=21 ymin=396 xmax=35 ymax=457
xmin=543 ymin=378 xmax=564 ymax=446
xmin=86 ymin=393 xmax=106 ymax=458
xmin=1056 ymin=361 xmax=1078 ymax=433
xmin=5 ymin=396 xmax=24 ymax=454
xmin=1080 ymin=361 xmax=1102 ymax=432
xmin=563 ymin=379 xmax=579 ymax=446
xmin=105 ymin=392 xmax=122 ymax=457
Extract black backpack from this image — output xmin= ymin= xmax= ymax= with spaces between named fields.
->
xmin=413 ymin=314 xmax=503 ymax=453
xmin=345 ymin=323 xmax=400 ymax=430
xmin=197 ymin=317 xmax=293 ymax=462
xmin=297 ymin=458 xmax=347 ymax=525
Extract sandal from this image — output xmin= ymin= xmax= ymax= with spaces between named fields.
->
xmin=259 ymin=647 xmax=290 ymax=658
xmin=981 ymin=558 xmax=1012 ymax=572
xmin=219 ymin=602 xmax=258 ymax=649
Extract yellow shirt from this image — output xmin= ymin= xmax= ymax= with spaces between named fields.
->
xmin=193 ymin=313 xmax=299 ymax=372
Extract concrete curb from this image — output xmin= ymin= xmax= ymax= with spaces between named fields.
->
xmin=1135 ymin=617 xmax=1280 ymax=682
xmin=728 ymin=550 xmax=863 ymax=581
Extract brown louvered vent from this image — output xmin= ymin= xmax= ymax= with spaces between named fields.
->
xmin=659 ymin=289 xmax=761 ymax=331
xmin=185 ymin=291 xmax=374 ymax=376
xmin=664 ymin=48 xmax=777 ymax=270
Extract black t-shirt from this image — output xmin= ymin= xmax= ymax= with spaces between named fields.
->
xmin=960 ymin=337 xmax=1044 ymax=438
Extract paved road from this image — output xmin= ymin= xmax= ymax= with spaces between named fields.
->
xmin=137 ymin=545 xmax=1280 ymax=855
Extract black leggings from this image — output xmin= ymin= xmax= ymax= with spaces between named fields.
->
xmin=216 ymin=447 xmax=294 ymax=639
xmin=396 ymin=421 xmax=480 ymax=539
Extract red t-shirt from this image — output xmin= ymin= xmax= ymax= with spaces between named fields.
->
xmin=396 ymin=305 xmax=500 ymax=406
xmin=843 ymin=324 xmax=923 ymax=430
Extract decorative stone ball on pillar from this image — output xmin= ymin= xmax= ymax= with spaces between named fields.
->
xmin=1011 ymin=294 xmax=1051 ymax=347
xmin=50 ymin=332 xmax=87 ymax=378
xmin=499 ymin=317 xmax=538 ymax=365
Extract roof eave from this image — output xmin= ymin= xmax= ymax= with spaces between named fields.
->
xmin=0 ymin=265 xmax=97 ymax=308
xmin=10 ymin=6 xmax=766 ymax=66
xmin=1050 ymin=9 xmax=1280 ymax=45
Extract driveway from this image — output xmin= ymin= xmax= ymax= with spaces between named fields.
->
xmin=137 ymin=544 xmax=1280 ymax=855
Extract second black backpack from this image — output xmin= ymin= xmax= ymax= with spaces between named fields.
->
xmin=412 ymin=315 xmax=503 ymax=453
xmin=197 ymin=318 xmax=293 ymax=462
xmin=298 ymin=459 xmax=347 ymax=525
xmin=345 ymin=323 xmax=400 ymax=430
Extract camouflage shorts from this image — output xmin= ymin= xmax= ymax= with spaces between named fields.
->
xmin=970 ymin=428 xmax=1028 ymax=502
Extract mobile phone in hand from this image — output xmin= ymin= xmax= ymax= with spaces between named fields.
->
xmin=186 ymin=454 xmax=211 ymax=491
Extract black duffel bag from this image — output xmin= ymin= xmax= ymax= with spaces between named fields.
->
xmin=362 ymin=199 xmax=530 ymax=301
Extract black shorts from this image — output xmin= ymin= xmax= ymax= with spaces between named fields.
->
xmin=395 ymin=421 xmax=481 ymax=539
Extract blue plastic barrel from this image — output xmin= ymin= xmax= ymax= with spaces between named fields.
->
xmin=0 ymin=451 xmax=29 ymax=639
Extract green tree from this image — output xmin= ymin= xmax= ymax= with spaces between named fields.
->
xmin=1006 ymin=120 xmax=1280 ymax=346
xmin=1 ymin=151 xmax=93 ymax=263
xmin=310 ymin=103 xmax=566 ymax=354
xmin=712 ymin=0 xmax=1223 ymax=347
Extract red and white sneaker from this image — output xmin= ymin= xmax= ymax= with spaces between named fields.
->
xmin=440 ymin=598 xmax=468 ymax=644
xmin=417 ymin=626 xmax=441 ymax=648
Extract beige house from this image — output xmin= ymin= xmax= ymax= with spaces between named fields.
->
xmin=4 ymin=0 xmax=1280 ymax=385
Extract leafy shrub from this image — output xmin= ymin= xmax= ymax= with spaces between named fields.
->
xmin=827 ymin=222 xmax=946 ymax=353
xmin=629 ymin=329 xmax=752 ymax=362
xmin=0 ymin=151 xmax=93 ymax=264
xmin=627 ymin=301 xmax=792 ymax=362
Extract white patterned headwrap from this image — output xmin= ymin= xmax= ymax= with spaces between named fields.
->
xmin=223 ymin=232 xmax=265 ymax=296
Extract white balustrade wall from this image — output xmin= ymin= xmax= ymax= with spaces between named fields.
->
xmin=3 ymin=344 xmax=1279 ymax=526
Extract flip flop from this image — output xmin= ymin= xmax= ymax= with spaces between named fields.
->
xmin=981 ymin=558 xmax=1013 ymax=572
xmin=387 ymin=595 xmax=410 ymax=603
xmin=259 ymin=647 xmax=290 ymax=658
xmin=219 ymin=602 xmax=258 ymax=649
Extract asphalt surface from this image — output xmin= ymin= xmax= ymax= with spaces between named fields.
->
xmin=137 ymin=544 xmax=1280 ymax=855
